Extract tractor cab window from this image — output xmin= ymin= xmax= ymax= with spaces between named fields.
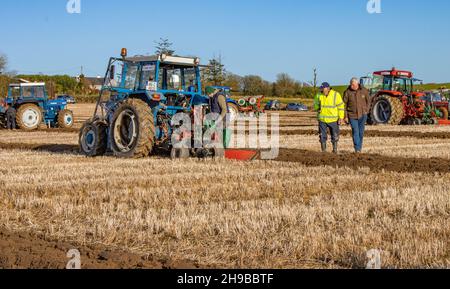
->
xmin=184 ymin=68 xmax=198 ymax=93
xmin=35 ymin=86 xmax=45 ymax=98
xmin=10 ymin=87 xmax=20 ymax=98
xmin=123 ymin=63 xmax=139 ymax=90
xmin=362 ymin=75 xmax=383 ymax=93
xmin=382 ymin=77 xmax=392 ymax=91
xmin=22 ymin=87 xmax=32 ymax=98
xmin=139 ymin=63 xmax=156 ymax=90
xmin=106 ymin=60 xmax=124 ymax=88
xmin=105 ymin=60 xmax=139 ymax=90
xmin=393 ymin=77 xmax=412 ymax=94
xmin=158 ymin=66 xmax=183 ymax=91
xmin=433 ymin=93 xmax=442 ymax=102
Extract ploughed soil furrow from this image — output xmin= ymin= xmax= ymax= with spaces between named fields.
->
xmin=274 ymin=149 xmax=450 ymax=174
xmin=1 ymin=142 xmax=449 ymax=174
xmin=279 ymin=129 xmax=450 ymax=139
xmin=0 ymin=228 xmax=201 ymax=269
xmin=0 ymin=142 xmax=79 ymax=153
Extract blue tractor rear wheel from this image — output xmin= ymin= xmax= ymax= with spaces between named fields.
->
xmin=109 ymin=98 xmax=155 ymax=158
xmin=16 ymin=104 xmax=42 ymax=131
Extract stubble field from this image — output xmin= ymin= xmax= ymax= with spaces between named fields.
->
xmin=0 ymin=104 xmax=448 ymax=269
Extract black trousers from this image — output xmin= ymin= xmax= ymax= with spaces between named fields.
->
xmin=6 ymin=115 xmax=16 ymax=129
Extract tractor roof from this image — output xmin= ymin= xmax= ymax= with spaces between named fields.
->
xmin=125 ymin=54 xmax=201 ymax=67
xmin=9 ymin=82 xmax=46 ymax=87
xmin=373 ymin=68 xmax=413 ymax=78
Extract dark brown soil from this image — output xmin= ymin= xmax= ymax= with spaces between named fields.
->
xmin=280 ymin=129 xmax=450 ymax=139
xmin=0 ymin=228 xmax=201 ymax=269
xmin=0 ymin=142 xmax=79 ymax=153
xmin=274 ymin=149 xmax=450 ymax=174
xmin=1 ymin=142 xmax=449 ymax=174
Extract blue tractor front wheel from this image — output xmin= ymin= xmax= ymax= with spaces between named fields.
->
xmin=79 ymin=120 xmax=107 ymax=157
xmin=57 ymin=109 xmax=74 ymax=129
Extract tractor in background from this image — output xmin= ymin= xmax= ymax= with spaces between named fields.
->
xmin=421 ymin=90 xmax=450 ymax=121
xmin=79 ymin=49 xmax=258 ymax=161
xmin=0 ymin=82 xmax=74 ymax=130
xmin=237 ymin=95 xmax=265 ymax=117
xmin=361 ymin=68 xmax=438 ymax=125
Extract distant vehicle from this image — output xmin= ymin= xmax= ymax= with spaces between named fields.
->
xmin=265 ymin=100 xmax=281 ymax=111
xmin=57 ymin=95 xmax=76 ymax=104
xmin=0 ymin=82 xmax=74 ymax=130
xmin=286 ymin=103 xmax=308 ymax=111
xmin=421 ymin=91 xmax=450 ymax=120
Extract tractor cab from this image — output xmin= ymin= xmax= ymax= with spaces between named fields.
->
xmin=102 ymin=52 xmax=207 ymax=113
xmin=361 ymin=69 xmax=423 ymax=97
xmin=7 ymin=82 xmax=48 ymax=104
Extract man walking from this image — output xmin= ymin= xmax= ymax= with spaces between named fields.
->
xmin=314 ymin=82 xmax=345 ymax=154
xmin=343 ymin=78 xmax=371 ymax=153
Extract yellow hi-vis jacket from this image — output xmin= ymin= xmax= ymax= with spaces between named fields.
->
xmin=314 ymin=89 xmax=345 ymax=123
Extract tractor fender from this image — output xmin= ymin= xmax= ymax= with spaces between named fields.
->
xmin=226 ymin=98 xmax=238 ymax=106
xmin=14 ymin=100 xmax=42 ymax=108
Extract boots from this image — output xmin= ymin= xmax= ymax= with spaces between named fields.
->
xmin=332 ymin=142 xmax=338 ymax=154
xmin=321 ymin=143 xmax=327 ymax=152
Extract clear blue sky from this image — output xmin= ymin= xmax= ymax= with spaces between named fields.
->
xmin=1 ymin=0 xmax=449 ymax=84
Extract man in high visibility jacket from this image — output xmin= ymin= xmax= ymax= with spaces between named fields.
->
xmin=314 ymin=82 xmax=345 ymax=153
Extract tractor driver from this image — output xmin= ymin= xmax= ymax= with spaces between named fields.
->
xmin=206 ymin=86 xmax=230 ymax=148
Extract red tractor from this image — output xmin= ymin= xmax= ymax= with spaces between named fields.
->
xmin=361 ymin=68 xmax=439 ymax=125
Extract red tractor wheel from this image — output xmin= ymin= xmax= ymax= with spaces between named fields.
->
xmin=437 ymin=107 xmax=449 ymax=120
xmin=370 ymin=95 xmax=404 ymax=125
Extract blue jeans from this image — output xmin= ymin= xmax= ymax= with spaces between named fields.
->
xmin=349 ymin=115 xmax=368 ymax=152
xmin=319 ymin=121 xmax=340 ymax=144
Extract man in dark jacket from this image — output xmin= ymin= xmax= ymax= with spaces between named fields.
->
xmin=5 ymin=104 xmax=17 ymax=130
xmin=343 ymin=78 xmax=371 ymax=153
xmin=206 ymin=86 xmax=230 ymax=148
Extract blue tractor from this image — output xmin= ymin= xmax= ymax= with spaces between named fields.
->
xmin=0 ymin=82 xmax=74 ymax=130
xmin=79 ymin=49 xmax=227 ymax=158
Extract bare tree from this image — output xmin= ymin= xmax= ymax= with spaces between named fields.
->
xmin=313 ymin=68 xmax=318 ymax=95
xmin=0 ymin=54 xmax=7 ymax=74
xmin=154 ymin=38 xmax=175 ymax=55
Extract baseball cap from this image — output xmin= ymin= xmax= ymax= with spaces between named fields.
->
xmin=320 ymin=82 xmax=331 ymax=89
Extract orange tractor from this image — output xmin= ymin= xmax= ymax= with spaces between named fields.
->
xmin=361 ymin=68 xmax=440 ymax=125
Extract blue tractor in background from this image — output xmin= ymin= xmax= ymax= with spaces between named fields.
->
xmin=0 ymin=82 xmax=74 ymax=130
xmin=79 ymin=49 xmax=227 ymax=159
